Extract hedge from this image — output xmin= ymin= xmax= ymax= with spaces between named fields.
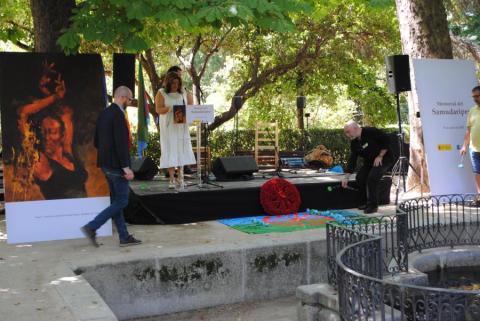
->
xmin=132 ymin=128 xmax=397 ymax=169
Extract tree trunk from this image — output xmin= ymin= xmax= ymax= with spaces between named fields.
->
xmin=140 ymin=51 xmax=161 ymax=131
xmin=30 ymin=0 xmax=76 ymax=52
xmin=296 ymin=74 xmax=305 ymax=130
xmin=297 ymin=108 xmax=304 ymax=130
xmin=395 ymin=0 xmax=453 ymax=193
xmin=191 ymin=73 xmax=202 ymax=104
xmin=209 ymin=31 xmax=329 ymax=130
xmin=141 ymin=49 xmax=162 ymax=94
xmin=177 ymin=30 xmax=233 ymax=106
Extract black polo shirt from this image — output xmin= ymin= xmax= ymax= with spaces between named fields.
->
xmin=345 ymin=127 xmax=392 ymax=173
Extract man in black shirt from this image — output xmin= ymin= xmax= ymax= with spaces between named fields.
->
xmin=341 ymin=121 xmax=392 ymax=213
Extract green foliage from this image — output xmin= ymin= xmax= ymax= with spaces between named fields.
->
xmin=2 ymin=0 xmax=401 ymax=130
xmin=367 ymin=0 xmax=395 ymax=9
xmin=240 ymin=89 xmax=298 ymax=130
xmin=133 ymin=127 xmax=396 ymax=169
xmin=446 ymin=0 xmax=480 ymax=45
xmin=58 ymin=0 xmax=309 ymax=53
xmin=192 ymin=50 xmax=228 ymax=99
xmin=131 ymin=130 xmax=161 ymax=168
xmin=226 ymin=0 xmax=400 ymax=128
xmin=0 ymin=0 xmax=33 ymax=50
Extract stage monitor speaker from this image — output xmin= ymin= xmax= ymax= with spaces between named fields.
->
xmin=131 ymin=156 xmax=158 ymax=181
xmin=113 ymin=53 xmax=135 ymax=95
xmin=212 ymin=156 xmax=258 ymax=181
xmin=385 ymin=55 xmax=411 ymax=94
xmin=296 ymin=96 xmax=306 ymax=109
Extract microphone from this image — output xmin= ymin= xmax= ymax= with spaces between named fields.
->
xmin=327 ymin=185 xmax=341 ymax=192
xmin=327 ymin=185 xmax=358 ymax=192
xmin=458 ymin=154 xmax=465 ymax=168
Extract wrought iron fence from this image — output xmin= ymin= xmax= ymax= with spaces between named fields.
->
xmin=328 ymin=194 xmax=480 ymax=321
xmin=327 ymin=224 xmax=372 ymax=286
xmin=337 ymin=239 xmax=480 ymax=321
xmin=337 ymin=238 xmax=385 ymax=320
xmin=400 ymin=194 xmax=480 ymax=252
xmin=327 ymin=212 xmax=409 ymax=287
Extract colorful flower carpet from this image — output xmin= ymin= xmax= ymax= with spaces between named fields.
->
xmin=218 ymin=209 xmax=362 ymax=234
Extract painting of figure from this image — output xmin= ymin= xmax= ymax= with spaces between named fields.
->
xmin=0 ymin=53 xmax=109 ymax=202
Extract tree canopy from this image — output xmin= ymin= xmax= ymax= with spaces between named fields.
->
xmin=0 ymin=0 xmax=477 ymax=131
xmin=58 ymin=0 xmax=309 ymax=53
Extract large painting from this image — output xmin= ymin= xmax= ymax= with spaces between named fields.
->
xmin=0 ymin=53 xmax=109 ymax=201
xmin=0 ymin=53 xmax=111 ymax=243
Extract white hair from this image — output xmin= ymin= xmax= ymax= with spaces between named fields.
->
xmin=344 ymin=120 xmax=360 ymax=129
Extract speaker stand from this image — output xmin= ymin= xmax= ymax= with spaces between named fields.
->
xmin=391 ymin=92 xmax=424 ymax=204
xmin=183 ymin=122 xmax=203 ymax=190
xmin=233 ymin=113 xmax=239 ymax=156
xmin=198 ymin=123 xmax=223 ymax=189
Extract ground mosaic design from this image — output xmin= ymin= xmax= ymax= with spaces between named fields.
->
xmin=219 ymin=209 xmax=362 ymax=234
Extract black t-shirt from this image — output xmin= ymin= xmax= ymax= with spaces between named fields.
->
xmin=35 ymin=154 xmax=88 ymax=200
xmin=345 ymin=127 xmax=392 ymax=173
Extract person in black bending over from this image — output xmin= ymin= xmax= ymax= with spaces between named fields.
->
xmin=341 ymin=120 xmax=392 ymax=214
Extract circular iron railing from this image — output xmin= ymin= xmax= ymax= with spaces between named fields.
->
xmin=327 ymin=194 xmax=480 ymax=321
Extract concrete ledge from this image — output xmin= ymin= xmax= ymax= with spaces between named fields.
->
xmin=297 ymin=301 xmax=341 ymax=321
xmin=296 ymin=284 xmax=338 ymax=311
xmin=384 ymin=272 xmax=428 ymax=286
xmin=410 ymin=246 xmax=480 ymax=273
xmin=77 ymin=239 xmax=328 ymax=320
xmin=296 ymin=282 xmax=406 ymax=321
xmin=50 ymin=266 xmax=118 ymax=321
xmin=318 ymin=308 xmax=341 ymax=321
xmin=296 ymin=284 xmax=340 ymax=321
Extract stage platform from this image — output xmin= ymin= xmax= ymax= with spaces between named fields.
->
xmin=125 ymin=170 xmax=392 ymax=224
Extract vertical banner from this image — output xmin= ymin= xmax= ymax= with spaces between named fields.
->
xmin=0 ymin=53 xmax=111 ymax=243
xmin=412 ymin=59 xmax=478 ymax=195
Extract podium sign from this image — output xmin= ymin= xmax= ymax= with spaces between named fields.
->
xmin=186 ymin=104 xmax=214 ymax=125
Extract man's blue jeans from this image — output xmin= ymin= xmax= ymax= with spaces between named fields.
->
xmin=86 ymin=167 xmax=130 ymax=241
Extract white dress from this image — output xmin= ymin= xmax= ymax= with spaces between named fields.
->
xmin=158 ymin=89 xmax=196 ymax=168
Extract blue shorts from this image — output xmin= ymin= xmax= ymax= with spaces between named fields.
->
xmin=470 ymin=150 xmax=480 ymax=174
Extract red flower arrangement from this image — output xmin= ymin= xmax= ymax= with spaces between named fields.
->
xmin=260 ymin=178 xmax=301 ymax=215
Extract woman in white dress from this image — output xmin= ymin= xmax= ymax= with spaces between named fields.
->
xmin=155 ymin=72 xmax=196 ymax=189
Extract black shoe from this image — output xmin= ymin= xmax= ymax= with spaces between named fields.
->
xmin=81 ymin=226 xmax=100 ymax=248
xmin=358 ymin=204 xmax=367 ymax=210
xmin=364 ymin=206 xmax=378 ymax=214
xmin=120 ymin=235 xmax=142 ymax=247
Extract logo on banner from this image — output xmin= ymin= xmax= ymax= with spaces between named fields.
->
xmin=437 ymin=144 xmax=453 ymax=151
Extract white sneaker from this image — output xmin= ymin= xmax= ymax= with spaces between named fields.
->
xmin=168 ymin=180 xmax=175 ymax=189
